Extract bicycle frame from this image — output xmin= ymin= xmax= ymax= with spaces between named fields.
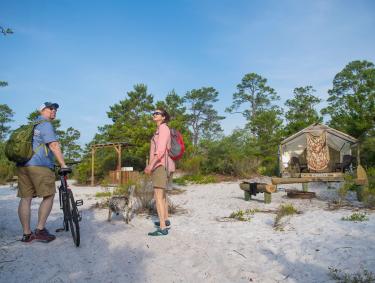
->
xmin=56 ymin=168 xmax=83 ymax=246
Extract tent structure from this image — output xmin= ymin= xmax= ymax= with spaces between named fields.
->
xmin=279 ymin=123 xmax=359 ymax=177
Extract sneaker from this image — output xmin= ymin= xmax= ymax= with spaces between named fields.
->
xmin=154 ymin=220 xmax=171 ymax=227
xmin=34 ymin=228 xmax=56 ymax=243
xmin=21 ymin=233 xmax=35 ymax=243
xmin=148 ymin=228 xmax=168 ymax=236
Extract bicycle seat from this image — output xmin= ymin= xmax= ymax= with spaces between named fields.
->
xmin=58 ymin=167 xmax=72 ymax=175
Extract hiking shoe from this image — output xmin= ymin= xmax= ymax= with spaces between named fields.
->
xmin=35 ymin=228 xmax=56 ymax=243
xmin=21 ymin=233 xmax=35 ymax=243
xmin=148 ymin=228 xmax=168 ymax=236
xmin=154 ymin=220 xmax=171 ymax=227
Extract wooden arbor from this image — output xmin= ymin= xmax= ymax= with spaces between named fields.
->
xmin=90 ymin=142 xmax=133 ymax=186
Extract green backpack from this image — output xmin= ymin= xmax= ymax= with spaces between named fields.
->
xmin=5 ymin=120 xmax=47 ymax=163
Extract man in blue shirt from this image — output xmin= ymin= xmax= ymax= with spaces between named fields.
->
xmin=17 ymin=102 xmax=67 ymax=243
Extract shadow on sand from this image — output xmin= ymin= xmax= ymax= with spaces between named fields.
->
xmin=0 ymin=187 xmax=152 ymax=282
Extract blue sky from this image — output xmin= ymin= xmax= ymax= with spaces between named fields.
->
xmin=1 ymin=0 xmax=375 ymax=145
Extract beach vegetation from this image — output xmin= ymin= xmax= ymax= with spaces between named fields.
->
xmin=274 ymin=204 xmax=298 ymax=230
xmin=173 ymin=174 xmax=218 ymax=185
xmin=229 ymin=209 xmax=256 ymax=222
xmin=0 ymin=60 xmax=375 ymax=186
xmin=328 ymin=266 xmax=375 ymax=283
xmin=95 ymin=192 xmax=112 ymax=198
xmin=341 ymin=212 xmax=369 ymax=222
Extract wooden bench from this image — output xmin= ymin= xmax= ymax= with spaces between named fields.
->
xmin=239 ymin=182 xmax=276 ymax=204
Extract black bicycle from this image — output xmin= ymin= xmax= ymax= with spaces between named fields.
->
xmin=55 ymin=167 xmax=83 ymax=247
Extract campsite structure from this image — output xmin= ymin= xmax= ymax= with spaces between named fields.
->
xmin=274 ymin=123 xmax=359 ymax=184
xmin=240 ymin=124 xmax=366 ymax=203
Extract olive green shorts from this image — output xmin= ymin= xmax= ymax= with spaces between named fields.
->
xmin=17 ymin=166 xmax=56 ymax=198
xmin=152 ymin=166 xmax=172 ymax=189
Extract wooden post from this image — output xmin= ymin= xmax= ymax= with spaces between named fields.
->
xmin=91 ymin=147 xmax=95 ymax=186
xmin=244 ymin=191 xmax=251 ymax=201
xmin=264 ymin=193 xmax=271 ymax=204
xmin=357 ymin=144 xmax=361 ymax=166
xmin=114 ymin=145 xmax=121 ymax=170
xmin=302 ymin=183 xmax=308 ymax=192
xmin=119 ymin=145 xmax=122 ymax=170
xmin=278 ymin=144 xmax=283 ymax=177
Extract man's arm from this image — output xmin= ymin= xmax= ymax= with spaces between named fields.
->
xmin=48 ymin=141 xmax=67 ymax=168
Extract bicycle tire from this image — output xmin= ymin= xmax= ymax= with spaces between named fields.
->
xmin=60 ymin=189 xmax=69 ymax=232
xmin=67 ymin=190 xmax=80 ymax=247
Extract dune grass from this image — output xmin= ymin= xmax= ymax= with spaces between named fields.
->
xmin=341 ymin=212 xmax=369 ymax=222
xmin=328 ymin=266 xmax=375 ymax=283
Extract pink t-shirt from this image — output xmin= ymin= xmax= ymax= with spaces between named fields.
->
xmin=149 ymin=123 xmax=175 ymax=173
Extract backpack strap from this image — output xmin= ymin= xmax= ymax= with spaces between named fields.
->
xmin=32 ymin=120 xmax=50 ymax=157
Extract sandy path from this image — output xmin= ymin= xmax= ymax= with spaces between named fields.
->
xmin=0 ymin=181 xmax=374 ymax=282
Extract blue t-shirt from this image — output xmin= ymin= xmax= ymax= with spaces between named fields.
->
xmin=25 ymin=116 xmax=58 ymax=169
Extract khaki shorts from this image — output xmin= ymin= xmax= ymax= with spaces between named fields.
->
xmin=17 ymin=166 xmax=56 ymax=198
xmin=152 ymin=166 xmax=172 ymax=189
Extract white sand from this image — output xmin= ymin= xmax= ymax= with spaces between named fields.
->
xmin=0 ymin=180 xmax=374 ymax=283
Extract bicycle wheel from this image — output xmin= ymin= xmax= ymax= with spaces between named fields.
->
xmin=61 ymin=190 xmax=69 ymax=232
xmin=67 ymin=190 xmax=80 ymax=247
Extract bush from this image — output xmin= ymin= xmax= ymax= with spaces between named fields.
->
xmin=0 ymin=142 xmax=15 ymax=184
xmin=173 ymin=174 xmax=218 ymax=185
xmin=95 ymin=192 xmax=112 ymax=198
xmin=337 ymin=174 xmax=356 ymax=205
xmin=341 ymin=212 xmax=369 ymax=222
xmin=180 ymin=155 xmax=204 ymax=175
xmin=229 ymin=209 xmax=256 ymax=222
xmin=274 ymin=204 xmax=298 ymax=230
xmin=328 ymin=266 xmax=375 ymax=283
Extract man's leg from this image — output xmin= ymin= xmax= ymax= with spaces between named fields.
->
xmin=18 ymin=197 xmax=32 ymax=234
xmin=36 ymin=194 xmax=55 ymax=230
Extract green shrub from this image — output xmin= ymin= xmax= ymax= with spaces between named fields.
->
xmin=328 ymin=266 xmax=375 ymax=283
xmin=180 ymin=155 xmax=204 ymax=175
xmin=113 ymin=180 xmax=137 ymax=196
xmin=337 ymin=174 xmax=356 ymax=205
xmin=363 ymin=187 xmax=375 ymax=208
xmin=229 ymin=209 xmax=255 ymax=222
xmin=173 ymin=174 xmax=218 ymax=185
xmin=341 ymin=212 xmax=369 ymax=222
xmin=95 ymin=192 xmax=112 ymax=198
xmin=74 ymin=160 xmax=92 ymax=185
xmin=0 ymin=142 xmax=15 ymax=184
xmin=274 ymin=204 xmax=298 ymax=229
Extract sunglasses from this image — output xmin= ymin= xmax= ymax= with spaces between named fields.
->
xmin=48 ymin=107 xmax=57 ymax=111
xmin=152 ymin=111 xmax=163 ymax=116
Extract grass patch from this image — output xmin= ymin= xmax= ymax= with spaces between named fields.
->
xmin=95 ymin=192 xmax=112 ymax=198
xmin=328 ymin=266 xmax=375 ymax=283
xmin=229 ymin=209 xmax=257 ymax=222
xmin=341 ymin=212 xmax=369 ymax=222
xmin=274 ymin=204 xmax=299 ymax=230
xmin=173 ymin=174 xmax=218 ymax=185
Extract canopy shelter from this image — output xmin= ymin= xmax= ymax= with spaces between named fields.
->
xmin=90 ymin=142 xmax=134 ymax=186
xmin=279 ymin=124 xmax=359 ymax=177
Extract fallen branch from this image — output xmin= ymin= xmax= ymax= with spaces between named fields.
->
xmin=233 ymin=250 xmax=247 ymax=259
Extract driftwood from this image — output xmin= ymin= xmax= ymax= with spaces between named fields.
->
xmin=107 ymin=185 xmax=138 ymax=223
